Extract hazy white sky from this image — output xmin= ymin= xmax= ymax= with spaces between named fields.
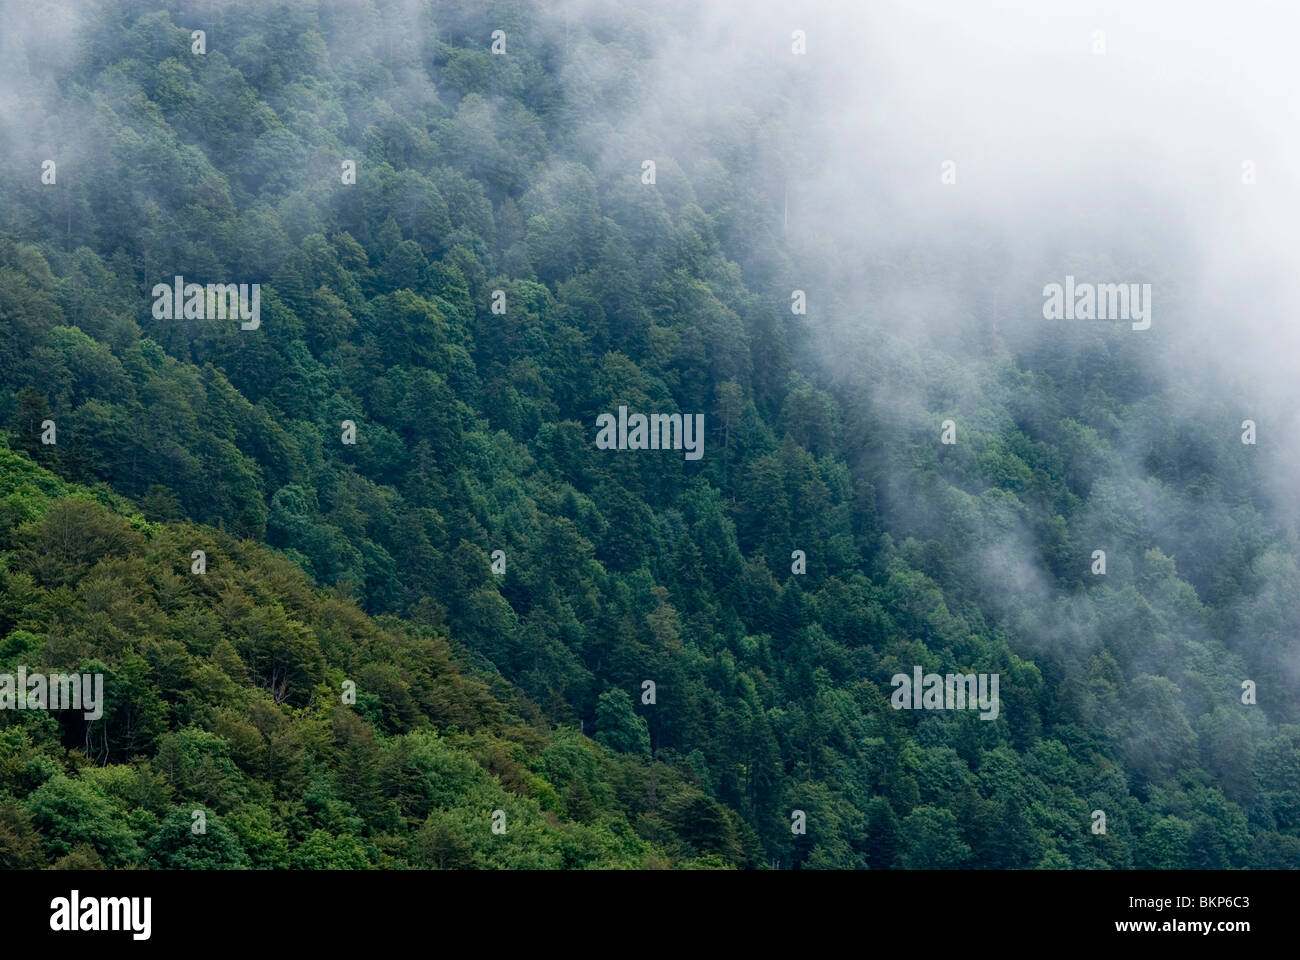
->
xmin=716 ymin=0 xmax=1300 ymax=405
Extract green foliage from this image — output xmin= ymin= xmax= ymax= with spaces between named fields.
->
xmin=145 ymin=807 xmax=250 ymax=869
xmin=0 ymin=0 xmax=1294 ymax=871
xmin=594 ymin=689 xmax=650 ymax=756
xmin=0 ymin=443 xmax=714 ymax=868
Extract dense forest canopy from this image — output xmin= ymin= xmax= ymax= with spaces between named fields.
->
xmin=0 ymin=0 xmax=1297 ymax=869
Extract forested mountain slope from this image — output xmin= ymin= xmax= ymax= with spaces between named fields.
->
xmin=0 ymin=439 xmax=738 ymax=868
xmin=1 ymin=0 xmax=1298 ymax=868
